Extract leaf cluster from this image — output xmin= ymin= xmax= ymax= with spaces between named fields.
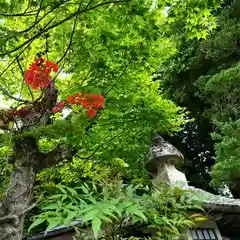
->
xmin=28 ymin=182 xmax=204 ymax=240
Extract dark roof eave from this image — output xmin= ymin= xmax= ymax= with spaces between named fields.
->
xmin=204 ymin=202 xmax=240 ymax=213
xmin=186 ymin=186 xmax=240 ymax=213
xmin=23 ymin=227 xmax=75 ymax=240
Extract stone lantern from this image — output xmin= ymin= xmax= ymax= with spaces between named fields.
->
xmin=146 ymin=134 xmax=188 ymax=187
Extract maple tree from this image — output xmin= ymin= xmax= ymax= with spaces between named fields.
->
xmin=0 ymin=0 xmax=222 ymax=239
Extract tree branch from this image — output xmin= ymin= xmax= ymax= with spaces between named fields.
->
xmin=2 ymin=3 xmax=61 ymax=47
xmin=0 ymin=214 xmax=19 ymax=225
xmin=83 ymin=44 xmax=139 ymax=134
xmin=16 ymin=0 xmax=73 ymax=35
xmin=16 ymin=7 xmax=55 ymax=35
xmin=0 ymin=201 xmax=38 ymax=224
xmin=0 ymin=10 xmax=37 ymax=17
xmin=16 ymin=57 xmax=34 ymax=101
xmin=0 ymin=0 xmax=131 ymax=57
xmin=0 ymin=0 xmax=34 ymax=17
xmin=0 ymin=35 xmax=36 ymax=103
xmin=0 ymin=39 xmax=32 ymax=79
xmin=38 ymin=143 xmax=77 ymax=171
xmin=0 ymin=0 xmax=130 ymax=105
xmin=0 ymin=15 xmax=55 ymax=87
xmin=35 ymin=0 xmax=44 ymax=23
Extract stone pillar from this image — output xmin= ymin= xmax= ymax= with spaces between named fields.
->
xmin=146 ymin=134 xmax=188 ymax=188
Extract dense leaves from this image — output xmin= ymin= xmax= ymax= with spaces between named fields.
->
xmin=159 ymin=0 xmax=240 ymax=195
xmin=0 ymin=0 xmax=224 ymax=238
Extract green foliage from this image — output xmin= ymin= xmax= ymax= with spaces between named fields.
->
xmin=0 ymin=0 xmax=186 ymax=199
xmin=183 ymin=8 xmax=240 ymax=190
xmin=158 ymin=1 xmax=240 ymax=194
xmin=0 ymin=0 xmax=222 ymax=185
xmin=159 ymin=0 xmax=222 ymax=39
xmin=35 ymin=156 xmax=135 ymax=193
xmin=211 ymin=120 xmax=240 ymax=188
xmin=29 ymin=182 xmax=203 ymax=239
xmin=196 ymin=63 xmax=240 ymax=122
xmin=0 ymin=0 xmax=223 ymax=236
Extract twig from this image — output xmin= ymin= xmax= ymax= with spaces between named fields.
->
xmin=84 ymin=0 xmax=94 ymax=9
xmin=104 ymin=60 xmax=132 ymax=97
xmin=0 ymin=74 xmax=11 ymax=89
xmin=2 ymin=0 xmax=70 ymax=44
xmin=0 ymin=33 xmax=36 ymax=103
xmin=1 ymin=1 xmax=35 ymax=17
xmin=52 ymin=65 xmax=64 ymax=82
xmin=104 ymin=41 xmax=143 ymax=97
xmin=32 ymin=89 xmax=45 ymax=104
xmin=16 ymin=0 xmax=68 ymax=36
xmin=76 ymin=133 xmax=119 ymax=159
xmin=57 ymin=13 xmax=78 ymax=64
xmin=21 ymin=113 xmax=43 ymax=131
xmin=0 ymin=42 xmax=33 ymax=103
xmin=22 ymin=201 xmax=39 ymax=214
xmin=35 ymin=0 xmax=44 ymax=23
xmin=0 ymin=85 xmax=29 ymax=103
xmin=16 ymin=57 xmax=34 ymax=101
xmin=83 ymin=41 xmax=142 ymax=135
xmin=2 ymin=5 xmax=56 ymax=47
xmin=23 ymin=0 xmax=31 ymax=14
xmin=16 ymin=57 xmax=26 ymax=95
xmin=80 ymin=68 xmax=93 ymax=86
xmin=0 ymin=39 xmax=33 ymax=79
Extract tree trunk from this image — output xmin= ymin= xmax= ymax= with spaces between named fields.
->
xmin=0 ymin=82 xmax=59 ymax=240
xmin=0 ymin=134 xmax=75 ymax=240
xmin=0 ymin=137 xmax=40 ymax=240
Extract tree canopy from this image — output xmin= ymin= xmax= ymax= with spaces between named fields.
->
xmin=0 ymin=0 xmax=226 ymax=239
xmin=159 ymin=0 xmax=240 ymax=196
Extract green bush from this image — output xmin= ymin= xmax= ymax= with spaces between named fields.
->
xmin=29 ymin=182 xmax=204 ymax=240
